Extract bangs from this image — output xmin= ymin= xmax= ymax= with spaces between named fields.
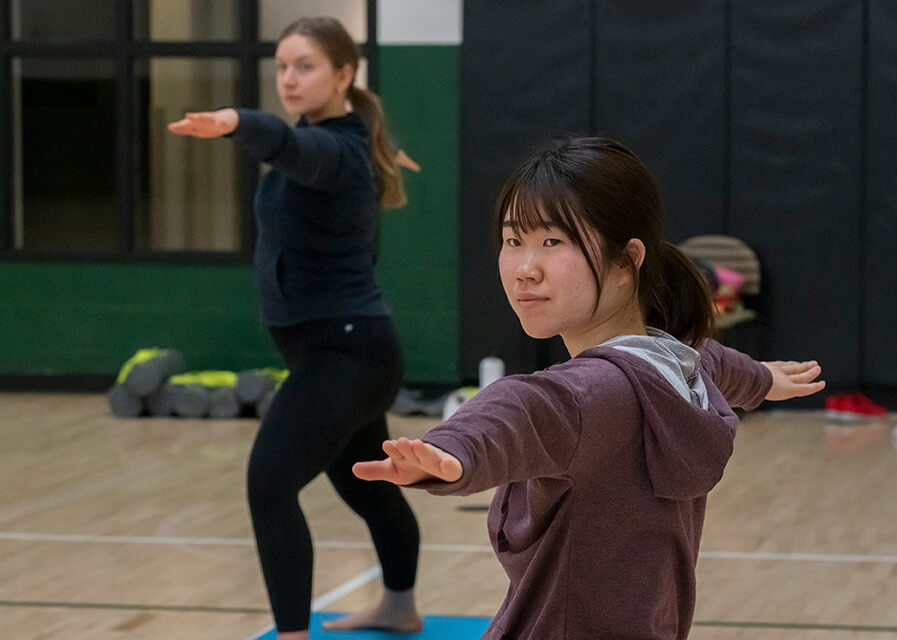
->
xmin=493 ymin=151 xmax=607 ymax=307
xmin=494 ymin=160 xmax=592 ymax=257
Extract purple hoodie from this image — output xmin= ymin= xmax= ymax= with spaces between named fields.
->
xmin=418 ymin=338 xmax=772 ymax=640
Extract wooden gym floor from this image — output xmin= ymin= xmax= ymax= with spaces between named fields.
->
xmin=1 ymin=392 xmax=896 ymax=639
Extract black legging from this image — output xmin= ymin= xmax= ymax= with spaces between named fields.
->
xmin=247 ymin=316 xmax=420 ymax=632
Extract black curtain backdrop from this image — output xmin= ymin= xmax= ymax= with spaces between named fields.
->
xmin=460 ymin=0 xmax=592 ymax=378
xmin=728 ymin=0 xmax=864 ymax=387
xmin=866 ymin=0 xmax=897 ymax=389
xmin=461 ymin=0 xmax=897 ymax=397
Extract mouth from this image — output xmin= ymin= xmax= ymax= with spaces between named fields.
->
xmin=516 ymin=295 xmax=549 ymax=307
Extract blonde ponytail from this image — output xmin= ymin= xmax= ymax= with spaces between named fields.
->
xmin=278 ymin=17 xmax=408 ymax=208
xmin=349 ymin=85 xmax=407 ymax=208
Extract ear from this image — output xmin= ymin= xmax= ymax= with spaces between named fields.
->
xmin=337 ymin=64 xmax=354 ymax=93
xmin=624 ymin=238 xmax=646 ymax=272
xmin=623 ymin=238 xmax=645 ymax=281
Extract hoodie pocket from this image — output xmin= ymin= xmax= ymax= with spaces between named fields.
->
xmin=273 ymin=251 xmax=288 ymax=301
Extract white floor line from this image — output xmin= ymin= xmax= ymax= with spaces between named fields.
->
xmin=0 ymin=531 xmax=254 ymax=546
xmin=240 ymin=566 xmax=382 ymax=640
xmin=311 ymin=565 xmax=382 ymax=611
xmin=0 ymin=531 xmax=493 ymax=553
xmin=243 ymin=624 xmax=274 ymax=640
xmin=698 ymin=550 xmax=897 ymax=564
xmin=3 ymin=531 xmax=897 ymax=565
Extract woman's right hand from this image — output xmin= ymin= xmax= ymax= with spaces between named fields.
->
xmin=168 ymin=108 xmax=239 ymax=138
xmin=353 ymin=437 xmax=463 ymax=485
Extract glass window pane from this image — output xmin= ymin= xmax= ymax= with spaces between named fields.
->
xmin=11 ymin=0 xmax=115 ymax=42
xmin=134 ymin=58 xmax=241 ymax=252
xmin=134 ymin=0 xmax=240 ymax=41
xmin=258 ymin=56 xmax=367 ymax=120
xmin=259 ymin=0 xmax=367 ymax=43
xmin=14 ymin=58 xmax=117 ymax=252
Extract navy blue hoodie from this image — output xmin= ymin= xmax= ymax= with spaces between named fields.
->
xmin=229 ymin=109 xmax=388 ymax=326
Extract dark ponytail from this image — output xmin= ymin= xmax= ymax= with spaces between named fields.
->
xmin=280 ymin=17 xmax=407 ymax=208
xmin=494 ymin=137 xmax=716 ymax=347
xmin=642 ymin=242 xmax=717 ymax=347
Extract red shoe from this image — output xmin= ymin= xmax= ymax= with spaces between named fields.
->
xmin=825 ymin=393 xmax=888 ymax=420
xmin=850 ymin=393 xmax=888 ymax=417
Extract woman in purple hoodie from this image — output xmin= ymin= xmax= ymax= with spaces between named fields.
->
xmin=354 ymin=137 xmax=825 ymax=639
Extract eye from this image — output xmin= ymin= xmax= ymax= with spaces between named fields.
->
xmin=544 ymin=237 xmax=562 ymax=247
xmin=275 ymin=63 xmax=287 ymax=72
xmin=504 ymin=237 xmax=521 ymax=248
xmin=301 ymin=63 xmax=314 ymax=72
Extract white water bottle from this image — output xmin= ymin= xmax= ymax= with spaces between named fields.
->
xmin=478 ymin=356 xmax=505 ymax=389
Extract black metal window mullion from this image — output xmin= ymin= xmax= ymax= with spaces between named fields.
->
xmin=238 ymin=0 xmax=260 ymax=260
xmin=365 ymin=0 xmax=378 ymax=92
xmin=116 ymin=1 xmax=135 ymax=252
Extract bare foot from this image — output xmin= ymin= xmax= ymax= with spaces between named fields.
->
xmin=321 ymin=607 xmax=423 ymax=633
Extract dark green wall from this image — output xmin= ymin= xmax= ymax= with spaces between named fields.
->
xmin=378 ymin=45 xmax=461 ymax=383
xmin=0 ymin=44 xmax=461 ymax=385
xmin=0 ymin=262 xmax=275 ymax=375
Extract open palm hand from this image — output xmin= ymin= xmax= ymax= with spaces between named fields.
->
xmin=762 ymin=360 xmax=826 ymax=401
xmin=168 ymin=109 xmax=238 ymax=138
xmin=353 ymin=437 xmax=462 ymax=486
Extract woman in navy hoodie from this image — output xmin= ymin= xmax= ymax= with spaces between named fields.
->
xmin=170 ymin=17 xmax=421 ymax=640
xmin=355 ymin=138 xmax=826 ymax=639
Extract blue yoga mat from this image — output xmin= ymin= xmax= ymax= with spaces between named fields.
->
xmin=252 ymin=612 xmax=491 ymax=639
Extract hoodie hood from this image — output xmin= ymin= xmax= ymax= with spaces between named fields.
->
xmin=602 ymin=328 xmax=709 ymax=410
xmin=577 ymin=330 xmax=738 ymax=501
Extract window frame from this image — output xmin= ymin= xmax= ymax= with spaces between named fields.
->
xmin=0 ymin=0 xmax=378 ymax=263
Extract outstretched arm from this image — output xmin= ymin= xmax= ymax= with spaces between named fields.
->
xmin=168 ymin=109 xmax=238 ymax=138
xmin=357 ymin=373 xmax=581 ymax=495
xmin=169 ymin=108 xmax=348 ymax=189
xmin=761 ymin=360 xmax=825 ymax=401
xmin=353 ymin=437 xmax=462 ymax=485
xmin=700 ymin=339 xmax=825 ymax=408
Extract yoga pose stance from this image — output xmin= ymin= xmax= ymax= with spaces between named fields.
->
xmin=170 ymin=17 xmax=422 ymax=639
xmin=355 ymin=137 xmax=825 ymax=640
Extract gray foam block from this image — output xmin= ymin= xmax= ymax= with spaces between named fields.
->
xmin=209 ymin=387 xmax=242 ymax=419
xmin=147 ymin=385 xmax=176 ymax=417
xmin=124 ymin=349 xmax=186 ymax=397
xmin=235 ymin=370 xmax=276 ymax=404
xmin=256 ymin=388 xmax=277 ymax=420
xmin=172 ymin=384 xmax=211 ymax=418
xmin=108 ymin=384 xmax=145 ymax=418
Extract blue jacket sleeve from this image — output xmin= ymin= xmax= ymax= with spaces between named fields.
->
xmin=228 ymin=108 xmax=347 ymax=189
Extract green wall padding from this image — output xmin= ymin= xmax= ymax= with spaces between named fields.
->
xmin=378 ymin=45 xmax=461 ymax=383
xmin=0 ymin=262 xmax=278 ymax=375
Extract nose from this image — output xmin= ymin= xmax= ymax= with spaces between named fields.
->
xmin=280 ymin=68 xmax=297 ymax=87
xmin=515 ymin=251 xmax=542 ymax=282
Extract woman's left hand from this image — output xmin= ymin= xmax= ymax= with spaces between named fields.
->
xmin=395 ymin=149 xmax=421 ymax=172
xmin=761 ymin=360 xmax=826 ymax=401
xmin=168 ymin=109 xmax=239 ymax=138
